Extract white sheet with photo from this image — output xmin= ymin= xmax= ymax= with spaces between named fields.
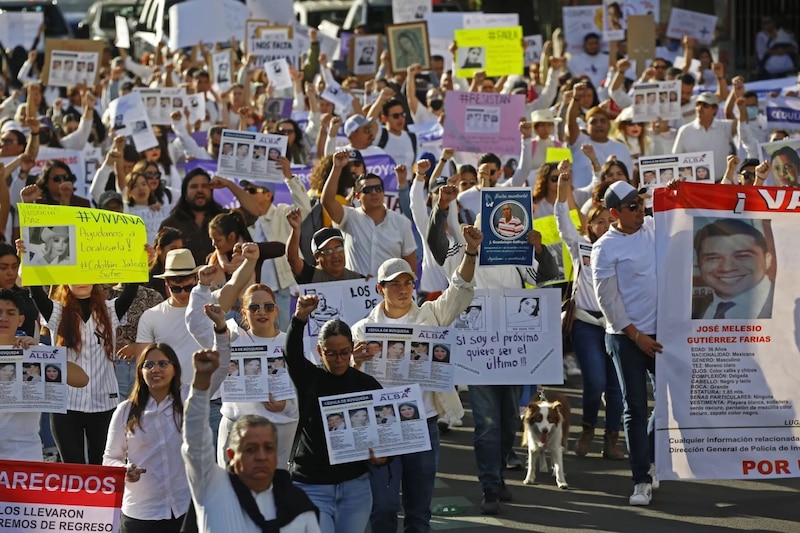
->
xmin=758 ymin=139 xmax=800 ymax=187
xmin=625 ymin=0 xmax=660 ymax=22
xmin=523 ymin=35 xmax=543 ymax=65
xmin=0 ymin=346 xmax=67 ymax=413
xmin=631 ymin=80 xmax=681 ymax=122
xmin=392 ymin=0 xmax=432 ymax=24
xmin=222 ymin=343 xmax=282 ymax=403
xmin=217 ymin=129 xmax=288 ymax=181
xmin=464 ymin=106 xmax=500 ymax=134
xmin=186 ymin=92 xmax=206 ymax=124
xmin=562 ymin=6 xmax=603 ymax=55
xmin=451 ymin=288 xmax=563 ymax=385
xmin=319 ymin=384 xmax=430 ymax=465
xmin=109 ymin=92 xmax=159 ymax=152
xmin=265 ymin=58 xmax=292 ymax=91
xmin=48 ymin=51 xmax=98 ymax=88
xmin=352 ymin=35 xmax=380 ymax=76
xmin=666 ymin=8 xmax=717 ymax=45
xmin=320 ymin=82 xmax=354 ymax=113
xmin=361 ymin=325 xmax=455 ymax=393
xmin=603 ymin=0 xmax=626 ymax=42
xmin=639 ymin=151 xmax=712 ymax=207
xmin=212 ymin=50 xmax=233 ymax=93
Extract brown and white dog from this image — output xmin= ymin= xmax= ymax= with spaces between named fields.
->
xmin=521 ymin=393 xmax=570 ymax=489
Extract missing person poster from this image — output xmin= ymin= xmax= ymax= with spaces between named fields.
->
xmin=223 ymin=342 xmax=295 ymax=402
xmin=0 ymin=460 xmax=125 ymax=532
xmin=639 ymin=151 xmax=714 ymax=207
xmin=758 ymin=139 xmax=800 ymax=188
xmin=108 ymin=92 xmax=159 ymax=152
xmin=631 ymin=80 xmax=681 ymax=122
xmin=136 ymin=87 xmax=188 ymax=126
xmin=666 ymin=7 xmax=717 ymax=45
xmin=451 ymin=288 xmax=563 ymax=385
xmin=479 ymin=187 xmax=533 ymax=267
xmin=217 ymin=129 xmax=288 ymax=182
xmin=654 ymin=182 xmax=800 ymax=480
xmin=41 ymin=39 xmax=104 ymax=88
xmin=442 ymin=91 xmax=525 ymax=155
xmin=319 ymin=384 xmax=430 ymax=465
xmin=454 ymin=26 xmax=523 ymax=79
xmin=0 ymin=346 xmax=67 ymax=413
xmin=361 ymin=325 xmax=455 ymax=393
xmin=19 ymin=204 xmax=149 ymax=286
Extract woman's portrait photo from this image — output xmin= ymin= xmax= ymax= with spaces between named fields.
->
xmin=23 ymin=363 xmax=41 ymax=382
xmin=26 ymin=226 xmax=74 ymax=266
xmin=386 ymin=341 xmax=406 ymax=360
xmin=411 ymin=342 xmax=429 ymax=362
xmin=387 ymin=22 xmax=430 ymax=72
xmin=44 ymin=363 xmax=62 ymax=383
xmin=506 ymin=296 xmax=542 ymax=328
xmin=348 ymin=408 xmax=370 ymax=428
xmin=432 ymin=344 xmax=450 ymax=364
xmin=0 ymin=362 xmax=16 ymax=382
xmin=243 ymin=358 xmax=262 ymax=376
xmin=460 ymin=46 xmax=485 ymax=69
xmin=398 ymin=402 xmax=420 ymax=421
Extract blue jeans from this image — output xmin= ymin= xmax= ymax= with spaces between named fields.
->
xmin=115 ymin=358 xmax=137 ymax=400
xmin=369 ymin=417 xmax=439 ymax=533
xmin=274 ymin=287 xmax=291 ymax=332
xmin=518 ymin=385 xmax=538 ymax=409
xmin=572 ymin=320 xmax=623 ymax=432
xmin=295 ymin=473 xmax=372 ymax=533
xmin=606 ymin=333 xmax=655 ymax=484
xmin=470 ymin=385 xmax=522 ymax=496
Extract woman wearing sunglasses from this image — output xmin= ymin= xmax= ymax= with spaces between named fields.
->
xmin=33 ymin=160 xmax=91 ymax=207
xmin=124 ymin=161 xmax=169 ymax=244
xmin=103 ymin=307 xmax=230 ymax=533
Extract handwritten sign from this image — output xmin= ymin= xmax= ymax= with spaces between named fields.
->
xmin=454 ymin=26 xmax=523 ymax=79
xmin=666 ymin=8 xmax=717 ymax=45
xmin=480 ymin=188 xmax=534 ymax=267
xmin=562 ymin=6 xmax=603 ymax=55
xmin=452 ymin=288 xmax=563 ymax=385
xmin=443 ymin=91 xmax=525 ymax=155
xmin=251 ymin=27 xmax=297 ymax=69
xmin=19 ymin=204 xmax=148 ymax=286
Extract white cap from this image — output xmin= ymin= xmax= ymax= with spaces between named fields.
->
xmin=377 ymin=258 xmax=417 ymax=283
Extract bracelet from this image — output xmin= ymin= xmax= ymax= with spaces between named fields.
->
xmin=440 ymin=158 xmax=449 ymax=162
xmin=465 ymin=250 xmax=478 ymax=257
xmin=29 ymin=131 xmax=39 ymax=136
xmin=634 ymin=331 xmax=640 ymax=345
xmin=214 ymin=325 xmax=227 ymax=334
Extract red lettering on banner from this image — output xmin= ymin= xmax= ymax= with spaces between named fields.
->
xmin=742 ymin=459 xmax=790 ymax=475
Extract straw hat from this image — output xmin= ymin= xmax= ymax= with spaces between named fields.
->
xmin=153 ymin=249 xmax=201 ymax=278
xmin=530 ymin=108 xmax=563 ymax=124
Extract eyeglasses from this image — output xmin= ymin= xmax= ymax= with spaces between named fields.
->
xmin=321 ymin=349 xmax=351 ymax=359
xmin=361 ymin=184 xmax=384 ymax=194
xmin=50 ymin=174 xmax=77 ymax=183
xmin=168 ymin=283 xmax=196 ymax=293
xmin=245 ymin=186 xmax=268 ymax=194
xmin=623 ymin=198 xmax=644 ymax=211
xmin=653 ymin=64 xmax=668 ymax=70
xmin=317 ymin=245 xmax=344 ymax=256
xmin=247 ymin=302 xmax=276 ymax=313
xmin=143 ymin=360 xmax=172 ymax=370
xmin=388 ymin=112 xmax=406 ymax=119
xmin=143 ymin=171 xmax=162 ymax=180
xmin=739 ymin=171 xmax=756 ymax=181
xmin=277 ymin=128 xmax=294 ymax=135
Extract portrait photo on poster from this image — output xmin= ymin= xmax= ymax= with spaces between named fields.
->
xmin=24 ymin=226 xmax=77 ymax=267
xmin=505 ymin=295 xmax=543 ymax=330
xmin=491 ymin=201 xmax=528 ymax=240
xmin=691 ymin=217 xmax=775 ymax=320
xmin=386 ymin=22 xmax=431 ymax=72
xmin=460 ymin=46 xmax=485 ymax=69
xmin=454 ymin=296 xmax=485 ymax=330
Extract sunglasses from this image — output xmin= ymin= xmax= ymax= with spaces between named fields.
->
xmin=653 ymin=64 xmax=668 ymax=70
xmin=245 ymin=186 xmax=268 ymax=194
xmin=388 ymin=112 xmax=406 ymax=119
xmin=248 ymin=302 xmax=276 ymax=313
xmin=361 ymin=184 xmax=384 ymax=194
xmin=623 ymin=198 xmax=644 ymax=211
xmin=317 ymin=245 xmax=344 ymax=256
xmin=0 ymin=137 xmax=17 ymax=145
xmin=142 ymin=360 xmax=172 ymax=370
xmin=168 ymin=283 xmax=196 ymax=294
xmin=277 ymin=128 xmax=294 ymax=135
xmin=143 ymin=171 xmax=162 ymax=180
xmin=50 ymin=174 xmax=77 ymax=183
xmin=739 ymin=171 xmax=756 ymax=181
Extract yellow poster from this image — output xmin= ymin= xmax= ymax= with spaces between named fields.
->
xmin=19 ymin=204 xmax=149 ymax=286
xmin=454 ymin=26 xmax=523 ymax=79
xmin=531 ymin=210 xmax=582 ymax=286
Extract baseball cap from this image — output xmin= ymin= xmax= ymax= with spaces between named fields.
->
xmin=98 ymin=191 xmax=123 ymax=209
xmin=603 ymin=181 xmax=645 ymax=210
xmin=311 ymin=228 xmax=344 ymax=254
xmin=377 ymin=258 xmax=417 ymax=283
xmin=429 ymin=175 xmax=448 ymax=193
xmin=348 ymin=149 xmax=364 ymax=165
xmin=239 ymin=180 xmax=273 ymax=192
xmin=696 ymin=92 xmax=719 ymax=106
xmin=344 ymin=115 xmax=374 ymax=137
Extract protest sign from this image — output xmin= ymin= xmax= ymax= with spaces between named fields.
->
xmin=451 ymin=288 xmax=563 ymax=385
xmin=0 ymin=460 xmax=125 ymax=531
xmin=759 ymin=139 xmax=800 ymax=187
xmin=533 ymin=212 xmax=580 ymax=285
xmin=0 ymin=12 xmax=43 ymax=51
xmin=2 ymin=148 xmax=87 ymax=199
xmin=562 ymin=6 xmax=603 ymax=55
xmin=361 ymin=325 xmax=455 ymax=393
xmin=666 ymin=8 xmax=717 ymax=45
xmin=264 ymin=58 xmax=292 ymax=91
xmin=765 ymin=96 xmax=800 ymax=132
xmin=251 ymin=26 xmax=297 ymax=69
xmin=223 ymin=342 xmax=295 ymax=402
xmin=349 ymin=35 xmax=382 ymax=77
xmin=263 ymin=98 xmax=293 ymax=121
xmin=424 ymin=12 xmax=463 ymax=72
xmin=168 ymin=0 xmax=230 ymax=50
xmin=545 ymin=147 xmax=572 ymax=164
xmin=136 ymin=87 xmax=188 ymax=126
xmin=211 ymin=50 xmax=234 ymax=93
xmin=185 ymin=92 xmax=206 ymax=124
xmin=320 ymin=81 xmax=354 ymax=113
xmin=442 ymin=91 xmax=525 ymax=155
xmin=217 ymin=129 xmax=288 ymax=182
xmin=320 ymin=384 xmax=430 ymax=465
xmin=393 ymin=0 xmax=432 ymax=24
xmin=639 ymin=151 xmax=714 ymax=208
xmin=627 ymin=14 xmax=656 ymax=77
xmin=19 ymin=204 xmax=149 ymax=286
xmin=631 ymin=80 xmax=682 ymax=122
xmin=653 ymin=182 xmax=800 ymax=480
xmin=524 ymin=35 xmax=543 ymax=66
xmin=625 ymin=0 xmax=660 ymax=22
xmin=386 ymin=22 xmax=430 ymax=72
xmin=245 ymin=19 xmax=271 ymax=54
xmin=223 ymin=0 xmax=249 ymax=42
xmin=247 ymin=0 xmax=293 ymax=25
xmin=0 ymin=346 xmax=67 ymax=413
xmin=454 ymin=26 xmax=523 ymax=79
xmin=41 ymin=39 xmax=104 ymax=88
xmin=114 ymin=16 xmax=130 ymax=49
xmin=479 ymin=188 xmax=533 ymax=267
xmin=603 ymin=0 xmax=627 ymax=42
xmin=109 ymin=92 xmax=159 ymax=152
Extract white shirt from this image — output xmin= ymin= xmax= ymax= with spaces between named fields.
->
xmin=567 ymin=52 xmax=610 ymax=89
xmin=373 ymin=127 xmax=418 ymax=169
xmin=672 ymin=118 xmax=736 ymax=181
xmin=569 ymin=132 xmax=634 ymax=188
xmin=0 ymin=413 xmax=42 ymax=461
xmin=137 ymin=301 xmax=202 ymax=386
xmin=336 ymin=206 xmax=416 ymax=278
xmin=125 ymin=204 xmax=168 ymax=245
xmin=591 ymin=217 xmax=657 ymax=335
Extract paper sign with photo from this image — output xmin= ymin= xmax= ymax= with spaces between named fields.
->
xmin=265 ymin=58 xmax=293 ymax=91
xmin=217 ymin=129 xmax=288 ymax=182
xmin=320 ymin=81 xmax=354 ymax=112
xmin=0 ymin=346 xmax=68 ymax=413
xmin=759 ymin=138 xmax=800 ymax=187
xmin=639 ymin=150 xmax=712 ymax=207
xmin=454 ymin=26 xmax=523 ymax=79
xmin=211 ymin=50 xmax=233 ymax=93
xmin=666 ymin=8 xmax=717 ymax=45
xmin=351 ymin=35 xmax=381 ymax=77
xmin=393 ymin=0 xmax=432 ymax=24
xmin=631 ymin=80 xmax=681 ymax=122
xmin=110 ymin=92 xmax=159 ymax=152
xmin=0 ymin=12 xmax=44 ymax=51
xmin=603 ymin=0 xmax=627 ymax=42
xmin=523 ymin=35 xmax=543 ymax=65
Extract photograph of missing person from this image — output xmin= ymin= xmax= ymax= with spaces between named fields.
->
xmin=386 ymin=22 xmax=431 ymax=71
xmin=268 ymin=357 xmax=286 ymax=375
xmin=454 ymin=303 xmax=483 ymax=330
xmin=506 ymin=296 xmax=542 ymax=327
xmin=398 ymin=401 xmax=420 ymax=421
xmin=366 ymin=341 xmax=382 ymax=359
xmin=0 ymin=362 xmax=16 ymax=382
xmin=410 ymin=342 xmax=429 ymax=362
xmin=386 ymin=341 xmax=406 ymax=360
xmin=374 ymin=404 xmax=397 ymax=424
xmin=493 ymin=202 xmax=527 ymax=239
xmin=348 ymin=408 xmax=370 ymax=428
xmin=22 ymin=363 xmax=41 ymax=382
xmin=227 ymin=360 xmax=239 ymax=377
xmin=222 ymin=142 xmax=234 ymax=156
xmin=44 ymin=363 xmax=62 ymax=383
xmin=236 ymin=143 xmax=250 ymax=159
xmin=431 ymin=344 xmax=450 ymax=364
xmin=26 ymin=226 xmax=76 ymax=267
xmin=243 ymin=357 xmax=262 ymax=376
xmin=327 ymin=412 xmax=346 ymax=431
xmin=691 ymin=217 xmax=775 ymax=320
xmin=460 ymin=46 xmax=485 ymax=69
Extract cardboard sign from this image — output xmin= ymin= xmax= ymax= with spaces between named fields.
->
xmin=40 ymin=39 xmax=104 ymax=87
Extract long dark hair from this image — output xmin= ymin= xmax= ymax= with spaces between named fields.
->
xmin=209 ymin=210 xmax=252 ymax=244
xmin=126 ymin=343 xmax=183 ymax=433
xmin=532 ymin=163 xmax=559 ymax=203
xmin=52 ymin=285 xmax=114 ymax=361
xmin=150 ymin=227 xmax=182 ymax=270
xmin=36 ymin=160 xmax=74 ymax=202
xmin=171 ymin=168 xmax=224 ymax=219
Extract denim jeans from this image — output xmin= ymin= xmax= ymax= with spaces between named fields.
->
xmin=368 ymin=417 xmax=440 ymax=533
xmin=572 ymin=320 xmax=623 ymax=432
xmin=606 ymin=333 xmax=655 ymax=484
xmin=295 ymin=473 xmax=372 ymax=533
xmin=469 ymin=385 xmax=522 ymax=496
xmin=115 ymin=358 xmax=137 ymax=400
xmin=274 ymin=287 xmax=291 ymax=332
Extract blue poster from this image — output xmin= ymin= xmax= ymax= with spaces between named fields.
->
xmin=479 ymin=187 xmax=533 ymax=267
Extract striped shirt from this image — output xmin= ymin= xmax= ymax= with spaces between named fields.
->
xmin=497 ymin=216 xmax=524 ymax=238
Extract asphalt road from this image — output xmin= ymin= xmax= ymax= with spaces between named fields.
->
xmin=423 ymin=379 xmax=800 ymax=533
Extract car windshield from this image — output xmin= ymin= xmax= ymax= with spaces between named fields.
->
xmin=0 ymin=4 xmax=69 ymax=35
xmin=305 ymin=8 xmax=349 ymax=28
xmin=99 ymin=4 xmax=140 ymax=29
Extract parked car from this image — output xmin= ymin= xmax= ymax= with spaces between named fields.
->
xmin=75 ymin=0 xmax=142 ymax=44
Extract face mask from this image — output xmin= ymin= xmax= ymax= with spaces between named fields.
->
xmin=429 ymin=99 xmax=443 ymax=111
xmin=747 ymin=106 xmax=759 ymax=121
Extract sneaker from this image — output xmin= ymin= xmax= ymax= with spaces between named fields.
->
xmin=563 ymin=354 xmax=582 ymax=377
xmin=650 ymin=465 xmax=660 ymax=490
xmin=437 ymin=417 xmax=451 ymax=433
xmin=480 ymin=493 xmax=500 ymax=515
xmin=448 ymin=418 xmax=463 ymax=428
xmin=499 ymin=484 xmax=513 ymax=502
xmin=629 ymin=483 xmax=652 ymax=506
xmin=506 ymin=450 xmax=523 ymax=470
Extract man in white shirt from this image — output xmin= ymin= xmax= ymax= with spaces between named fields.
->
xmin=567 ymin=33 xmax=609 ymax=89
xmin=591 ymin=181 xmax=663 ymax=507
xmin=323 ymin=114 xmax=389 ymax=159
xmin=368 ymin=97 xmax=418 ymax=168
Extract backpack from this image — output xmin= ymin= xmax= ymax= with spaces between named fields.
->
xmin=377 ymin=128 xmax=417 ymax=161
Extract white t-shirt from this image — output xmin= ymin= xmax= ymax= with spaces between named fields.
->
xmin=567 ymin=52 xmax=610 ymax=89
xmin=0 ymin=412 xmax=41 ymax=461
xmin=373 ymin=127 xmax=417 ymax=168
xmin=136 ymin=301 xmax=202 ymax=385
xmin=336 ymin=207 xmax=416 ymax=277
xmin=569 ymin=132 xmax=634 ymax=188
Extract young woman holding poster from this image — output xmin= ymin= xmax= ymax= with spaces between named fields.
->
xmin=553 ymin=168 xmax=625 ymax=461
xmin=285 ymin=294 xmax=385 ymax=533
xmin=103 ymin=308 xmax=229 ymax=533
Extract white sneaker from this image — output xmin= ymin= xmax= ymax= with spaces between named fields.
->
xmin=563 ymin=354 xmax=582 ymax=376
xmin=650 ymin=465 xmax=660 ymax=490
xmin=629 ymin=483 xmax=652 ymax=506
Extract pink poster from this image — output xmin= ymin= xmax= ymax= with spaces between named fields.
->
xmin=442 ymin=91 xmax=526 ymax=155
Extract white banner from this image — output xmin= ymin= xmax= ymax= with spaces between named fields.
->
xmin=168 ymin=0 xmax=230 ymax=50
xmin=765 ymin=96 xmax=800 ymax=132
xmin=655 ymin=182 xmax=800 ymax=480
xmin=451 ymin=288 xmax=563 ymax=385
xmin=319 ymin=384 xmax=430 ymax=465
xmin=0 ymin=346 xmax=67 ymax=413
